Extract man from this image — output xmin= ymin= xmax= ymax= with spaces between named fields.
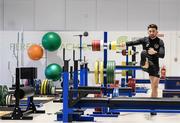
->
xmin=123 ymin=24 xmax=165 ymax=115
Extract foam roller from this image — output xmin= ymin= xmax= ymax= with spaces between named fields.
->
xmin=14 ymin=86 xmax=34 ymax=99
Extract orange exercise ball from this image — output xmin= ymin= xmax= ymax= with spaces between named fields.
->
xmin=27 ymin=44 xmax=44 ymax=60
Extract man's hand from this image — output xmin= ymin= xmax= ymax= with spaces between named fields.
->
xmin=148 ymin=48 xmax=157 ymax=55
xmin=119 ymin=42 xmax=126 ymax=48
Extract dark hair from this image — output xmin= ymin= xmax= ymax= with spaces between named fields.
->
xmin=148 ymin=24 xmax=158 ymax=30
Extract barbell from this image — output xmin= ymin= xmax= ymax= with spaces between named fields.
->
xmin=91 ymin=40 xmax=126 ymax=51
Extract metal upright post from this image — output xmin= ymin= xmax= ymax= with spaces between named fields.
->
xmin=132 ymin=46 xmax=136 ymax=78
xmin=126 ymin=46 xmax=129 ymax=83
xmin=73 ymin=60 xmax=78 ymax=97
xmin=80 ymin=63 xmax=84 ymax=86
xmin=84 ymin=63 xmax=88 ymax=86
xmin=103 ymin=32 xmax=108 ymax=91
xmin=80 ymin=35 xmax=83 ymax=62
xmin=73 ymin=49 xmax=79 ymax=97
xmin=63 ymin=60 xmax=70 ymax=122
xmin=103 ymin=32 xmax=108 ymax=114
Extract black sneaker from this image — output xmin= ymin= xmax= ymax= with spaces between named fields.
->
xmin=150 ymin=112 xmax=157 ymax=115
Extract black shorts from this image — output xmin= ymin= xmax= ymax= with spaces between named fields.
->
xmin=148 ymin=64 xmax=160 ymax=78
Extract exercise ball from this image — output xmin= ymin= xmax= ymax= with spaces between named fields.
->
xmin=27 ymin=44 xmax=44 ymax=60
xmin=42 ymin=32 xmax=61 ymax=51
xmin=45 ymin=63 xmax=62 ymax=81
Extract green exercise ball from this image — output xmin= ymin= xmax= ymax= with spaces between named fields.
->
xmin=42 ymin=32 xmax=61 ymax=51
xmin=45 ymin=63 xmax=62 ymax=81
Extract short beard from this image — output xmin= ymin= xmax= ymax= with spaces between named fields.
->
xmin=149 ymin=36 xmax=156 ymax=39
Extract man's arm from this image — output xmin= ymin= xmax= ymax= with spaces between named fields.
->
xmin=156 ymin=40 xmax=165 ymax=58
xmin=126 ymin=38 xmax=144 ymax=46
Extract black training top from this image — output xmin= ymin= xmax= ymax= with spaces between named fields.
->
xmin=126 ymin=37 xmax=165 ymax=66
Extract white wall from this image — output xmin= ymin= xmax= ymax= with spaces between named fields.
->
xmin=1 ymin=32 xmax=18 ymax=86
xmin=0 ymin=32 xmax=2 ymax=83
xmin=127 ymin=0 xmax=159 ymax=31
xmin=160 ymin=0 xmax=177 ymax=30
xmin=0 ymin=0 xmax=3 ymax=30
xmin=176 ymin=0 xmax=180 ymax=30
xmin=1 ymin=0 xmax=180 ymax=31
xmin=35 ymin=0 xmax=66 ymax=31
xmin=97 ymin=0 xmax=127 ymax=31
xmin=66 ymin=0 xmax=97 ymax=31
xmin=0 ymin=0 xmax=3 ymax=81
xmin=4 ymin=0 xmax=34 ymax=30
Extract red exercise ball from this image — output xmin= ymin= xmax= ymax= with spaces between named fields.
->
xmin=28 ymin=44 xmax=44 ymax=60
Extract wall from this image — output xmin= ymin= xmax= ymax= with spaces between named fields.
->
xmin=0 ymin=32 xmax=2 ymax=83
xmin=0 ymin=0 xmax=3 ymax=30
xmin=0 ymin=0 xmax=180 ymax=31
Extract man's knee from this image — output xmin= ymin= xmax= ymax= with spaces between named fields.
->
xmin=152 ymin=80 xmax=159 ymax=89
xmin=152 ymin=84 xmax=158 ymax=89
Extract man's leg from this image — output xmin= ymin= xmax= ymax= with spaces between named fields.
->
xmin=140 ymin=50 xmax=149 ymax=69
xmin=150 ymin=76 xmax=160 ymax=98
xmin=149 ymin=75 xmax=154 ymax=96
xmin=149 ymin=75 xmax=160 ymax=115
